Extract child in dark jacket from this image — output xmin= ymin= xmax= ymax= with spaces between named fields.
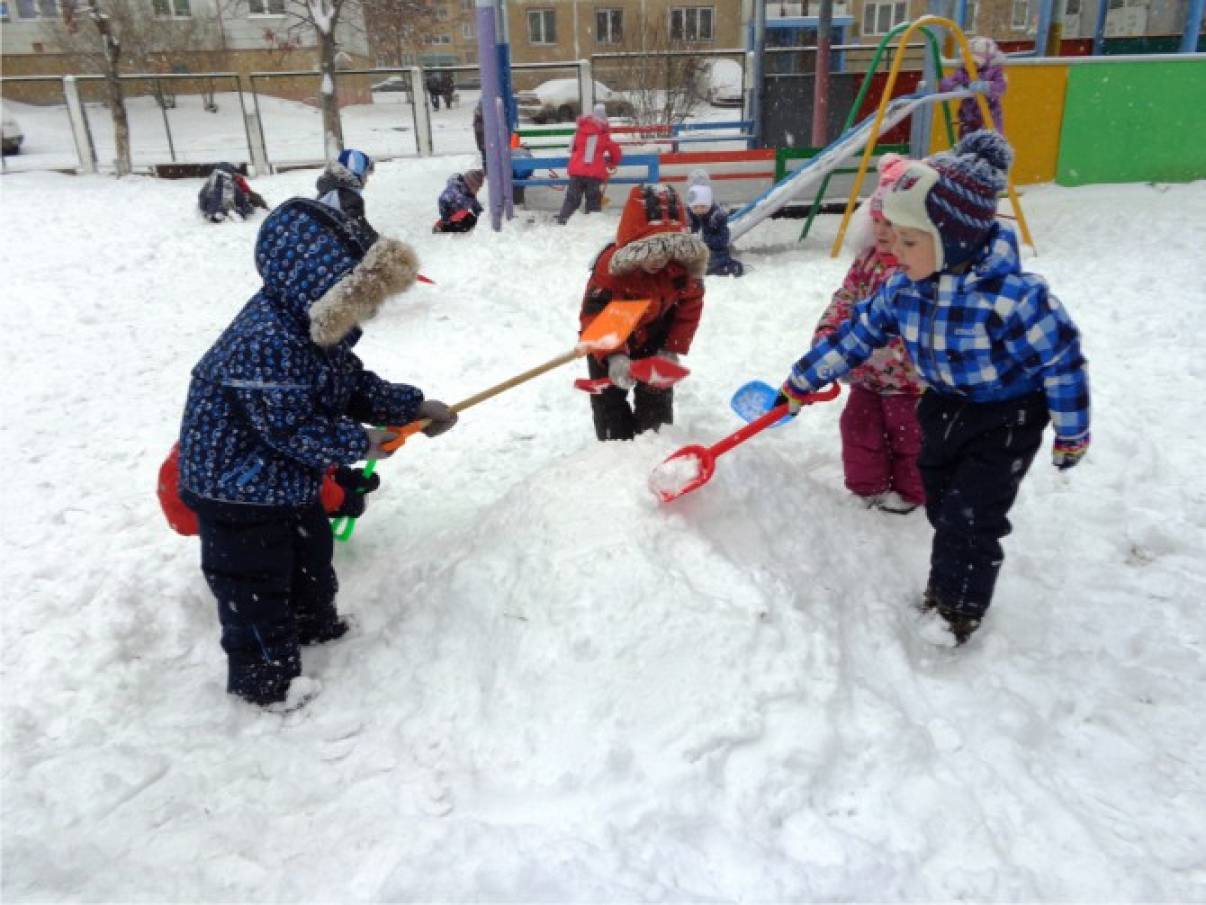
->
xmin=939 ymin=36 xmax=1007 ymax=137
xmin=686 ymin=183 xmax=744 ymax=277
xmin=433 ymin=169 xmax=484 ymax=233
xmin=579 ymin=184 xmax=709 ymax=441
xmin=777 ymin=131 xmax=1090 ymax=647
xmin=177 ymin=198 xmax=459 ymax=708
xmin=198 ymin=163 xmax=268 ymax=222
xmin=316 ymin=148 xmax=378 ymax=248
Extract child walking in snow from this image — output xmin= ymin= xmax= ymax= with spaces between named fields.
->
xmin=776 ymin=131 xmax=1090 ymax=646
xmin=814 ymin=153 xmax=923 ymax=514
xmin=198 ymin=163 xmax=268 ymax=223
xmin=557 ymin=103 xmax=622 ymax=225
xmin=939 ymin=36 xmax=1007 ymax=137
xmin=686 ymin=183 xmax=745 ymax=277
xmin=176 ymin=198 xmax=459 ymax=708
xmin=579 ymin=184 xmax=708 ymax=441
xmin=316 ymin=148 xmax=378 ymax=248
xmin=433 ymin=169 xmax=484 ymax=233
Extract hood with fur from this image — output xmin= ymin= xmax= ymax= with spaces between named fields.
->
xmin=309 ymin=237 xmax=419 ymax=347
xmin=609 ymin=231 xmax=709 ymax=280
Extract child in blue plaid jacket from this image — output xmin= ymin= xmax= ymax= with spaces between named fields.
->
xmin=777 ymin=131 xmax=1090 ymax=646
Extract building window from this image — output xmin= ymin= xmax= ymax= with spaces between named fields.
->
xmin=153 ymin=0 xmax=192 ymax=16
xmin=527 ymin=9 xmax=556 ymax=44
xmin=669 ymin=6 xmax=714 ymax=41
xmin=0 ymin=2 xmax=10 ymax=21
xmin=427 ymin=33 xmax=452 ymax=44
xmin=248 ymin=0 xmax=285 ymax=15
xmin=436 ymin=5 xmax=449 ymax=19
xmin=462 ymin=21 xmax=473 ymax=38
xmin=16 ymin=0 xmax=57 ymax=17
xmin=1011 ymin=0 xmax=1029 ymax=29
xmin=962 ymin=0 xmax=978 ymax=29
xmin=861 ymin=0 xmax=907 ymax=34
xmin=596 ymin=8 xmax=623 ymax=44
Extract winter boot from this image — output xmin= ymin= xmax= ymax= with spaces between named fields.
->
xmin=297 ymin=616 xmax=350 ymax=646
xmin=916 ymin=586 xmax=981 ymax=646
xmin=227 ymin=647 xmax=302 ymax=706
xmin=877 ymin=491 xmax=920 ymax=515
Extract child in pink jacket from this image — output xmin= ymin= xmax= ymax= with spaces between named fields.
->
xmin=814 ymin=154 xmax=924 ymax=513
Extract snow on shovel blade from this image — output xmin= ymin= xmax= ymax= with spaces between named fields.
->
xmin=648 ymin=445 xmax=712 ymax=502
xmin=730 ymin=380 xmax=792 ymax=427
xmin=573 ymin=377 xmax=613 ymax=395
xmin=629 ymin=357 xmax=690 ymax=389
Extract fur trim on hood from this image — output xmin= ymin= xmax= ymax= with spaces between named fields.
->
xmin=316 ymin=161 xmax=365 ymax=196
xmin=609 ymin=231 xmax=709 ymax=280
xmin=309 ymin=237 xmax=419 ymax=347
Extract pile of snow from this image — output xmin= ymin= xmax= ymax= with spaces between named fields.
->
xmin=1 ymin=163 xmax=1204 ymax=900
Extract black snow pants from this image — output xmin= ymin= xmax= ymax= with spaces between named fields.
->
xmin=587 ymin=351 xmax=674 ymax=441
xmin=556 ymin=176 xmax=604 ymax=223
xmin=185 ymin=492 xmax=339 ymax=704
xmin=916 ymin=389 xmax=1049 ymax=619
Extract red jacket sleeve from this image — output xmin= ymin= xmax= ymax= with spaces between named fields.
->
xmin=661 ymin=278 xmax=705 ymax=355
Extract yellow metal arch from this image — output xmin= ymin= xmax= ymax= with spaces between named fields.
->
xmin=829 ymin=16 xmax=1036 ymax=258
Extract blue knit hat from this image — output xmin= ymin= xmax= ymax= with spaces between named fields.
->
xmin=882 ymin=130 xmax=1013 ymax=270
xmin=337 ymin=148 xmax=375 ymax=182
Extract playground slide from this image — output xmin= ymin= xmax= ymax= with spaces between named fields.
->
xmin=727 ymin=88 xmax=975 ymax=243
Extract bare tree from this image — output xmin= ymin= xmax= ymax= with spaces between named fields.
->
xmin=598 ymin=19 xmax=708 ymax=127
xmin=360 ymin=0 xmax=438 ymax=68
xmin=50 ymin=0 xmax=223 ymax=175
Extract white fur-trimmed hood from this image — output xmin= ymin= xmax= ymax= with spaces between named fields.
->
xmin=609 ymin=231 xmax=709 ymax=279
xmin=308 ymin=238 xmax=419 ymax=347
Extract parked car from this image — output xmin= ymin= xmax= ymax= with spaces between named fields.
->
xmin=514 ymin=79 xmax=634 ymax=124
xmin=705 ymin=58 xmax=744 ymax=107
xmin=370 ymin=76 xmax=412 ymax=103
xmin=2 ymin=110 xmax=23 ymax=155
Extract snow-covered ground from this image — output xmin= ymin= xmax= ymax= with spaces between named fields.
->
xmin=1 ymin=162 xmax=1205 ymax=901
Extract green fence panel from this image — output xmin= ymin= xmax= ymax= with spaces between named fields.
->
xmin=1057 ymin=59 xmax=1206 ymax=185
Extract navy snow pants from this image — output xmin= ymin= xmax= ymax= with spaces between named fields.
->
xmin=916 ymin=390 xmax=1048 ymax=619
xmin=186 ymin=493 xmax=339 ymax=704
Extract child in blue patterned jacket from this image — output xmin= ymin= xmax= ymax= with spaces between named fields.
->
xmin=776 ymin=131 xmax=1090 ymax=646
xmin=178 ymin=198 xmax=459 ymax=708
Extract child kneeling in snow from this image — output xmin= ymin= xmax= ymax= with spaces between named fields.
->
xmin=686 ymin=183 xmax=744 ymax=277
xmin=198 ymin=163 xmax=268 ymax=223
xmin=176 ymin=198 xmax=459 ymax=708
xmin=813 ymin=153 xmax=924 ymax=514
xmin=579 ymin=184 xmax=708 ymax=441
xmin=776 ymin=132 xmax=1090 ymax=646
xmin=433 ymin=169 xmax=484 ymax=233
xmin=316 ymin=148 xmax=378 ymax=249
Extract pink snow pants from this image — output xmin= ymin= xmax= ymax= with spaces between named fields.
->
xmin=838 ymin=384 xmax=924 ymax=505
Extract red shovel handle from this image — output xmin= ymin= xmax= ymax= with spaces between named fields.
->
xmin=710 ymin=404 xmax=791 ymax=458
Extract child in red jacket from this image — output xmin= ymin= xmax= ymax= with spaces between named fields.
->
xmin=578 ymin=184 xmax=708 ymax=440
xmin=814 ymin=153 xmax=925 ymax=513
xmin=557 ymin=103 xmax=623 ymax=225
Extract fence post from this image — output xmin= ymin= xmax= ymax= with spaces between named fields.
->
xmin=577 ymin=58 xmax=593 ymax=117
xmin=410 ymin=66 xmax=433 ymax=156
xmin=62 ymin=75 xmax=98 ymax=174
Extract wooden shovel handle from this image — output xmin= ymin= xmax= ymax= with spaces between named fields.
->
xmin=381 ymin=347 xmax=583 ymax=452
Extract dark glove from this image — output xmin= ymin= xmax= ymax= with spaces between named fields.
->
xmin=1052 ymin=433 xmax=1090 ymax=470
xmin=418 ymin=399 xmax=458 ymax=438
xmin=773 ymin=388 xmax=803 ymax=416
xmin=325 ymin=466 xmax=381 ymax=518
xmin=248 ymin=190 xmax=268 ymax=210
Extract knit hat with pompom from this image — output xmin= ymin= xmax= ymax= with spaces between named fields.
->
xmin=882 ymin=130 xmax=1013 ymax=270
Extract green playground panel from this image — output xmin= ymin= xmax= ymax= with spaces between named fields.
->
xmin=1057 ymin=59 xmax=1206 ymax=186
